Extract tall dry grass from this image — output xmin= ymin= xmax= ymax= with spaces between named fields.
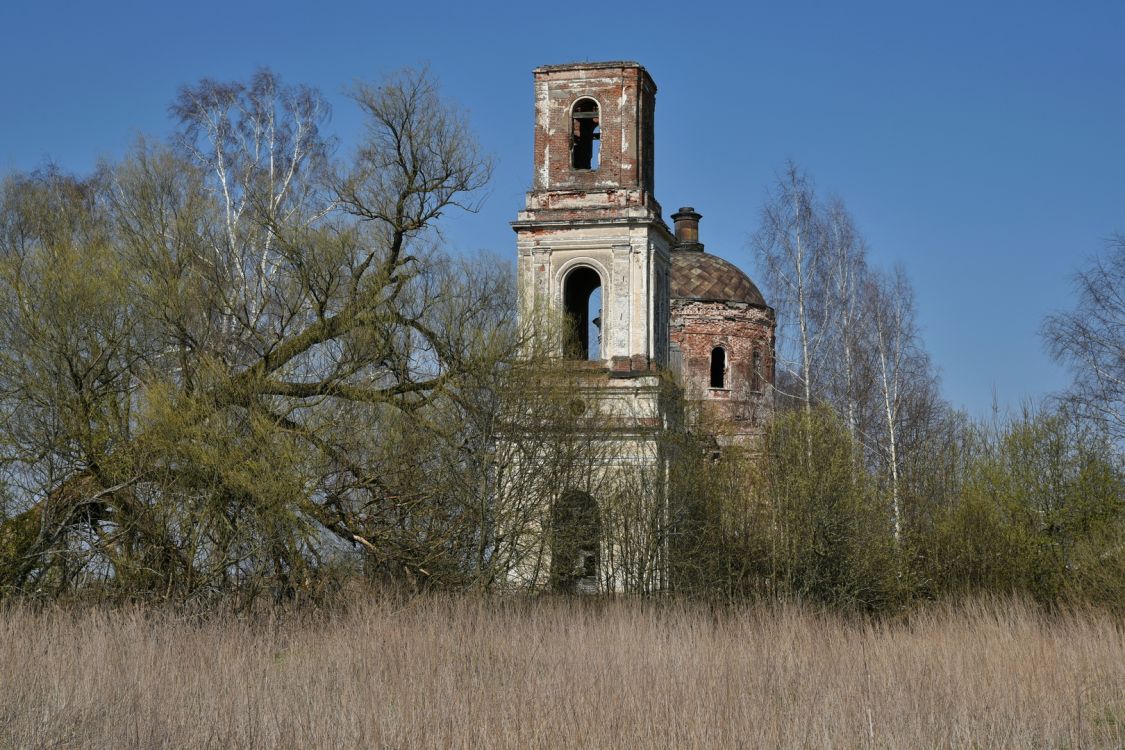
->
xmin=1 ymin=596 xmax=1123 ymax=748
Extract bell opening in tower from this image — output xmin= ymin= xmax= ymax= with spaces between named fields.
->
xmin=570 ymin=98 xmax=600 ymax=170
xmin=562 ymin=266 xmax=603 ymax=361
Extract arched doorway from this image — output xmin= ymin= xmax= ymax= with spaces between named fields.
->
xmin=551 ymin=490 xmax=601 ymax=593
xmin=563 ymin=266 xmax=603 ymax=360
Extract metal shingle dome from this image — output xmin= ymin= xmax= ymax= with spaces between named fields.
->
xmin=667 ymin=206 xmax=767 ymax=306
xmin=670 ymin=250 xmax=767 ymax=306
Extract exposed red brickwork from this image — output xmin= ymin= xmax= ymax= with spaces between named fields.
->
xmin=532 ymin=63 xmax=654 ymax=192
xmin=514 ymin=61 xmax=777 ymax=449
xmin=669 ymin=300 xmax=776 ymax=446
xmin=524 ymin=62 xmax=661 ymax=221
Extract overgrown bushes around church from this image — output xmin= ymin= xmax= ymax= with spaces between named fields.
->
xmin=0 ymin=66 xmax=1123 ymax=612
xmin=669 ymin=404 xmax=1125 ymax=612
xmin=669 ymin=407 xmax=904 ymax=611
xmin=3 ymin=340 xmax=1124 ymax=610
xmin=912 ymin=408 xmax=1125 ymax=609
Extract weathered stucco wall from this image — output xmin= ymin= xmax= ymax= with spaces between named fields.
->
xmin=514 ymin=61 xmax=672 ymax=370
xmin=508 ymin=59 xmax=779 ymax=594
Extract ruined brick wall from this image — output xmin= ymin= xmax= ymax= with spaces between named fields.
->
xmin=514 ymin=61 xmax=672 ymax=370
xmin=669 ymin=300 xmax=776 ymax=446
xmin=532 ymin=61 xmax=656 ymax=196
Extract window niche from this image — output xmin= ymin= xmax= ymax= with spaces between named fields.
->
xmin=570 ymin=98 xmax=601 ymax=170
xmin=710 ymin=346 xmax=727 ymax=389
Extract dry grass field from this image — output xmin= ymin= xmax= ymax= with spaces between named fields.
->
xmin=1 ymin=596 xmax=1123 ymax=748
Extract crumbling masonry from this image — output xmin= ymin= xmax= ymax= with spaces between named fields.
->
xmin=508 ymin=61 xmax=775 ymax=592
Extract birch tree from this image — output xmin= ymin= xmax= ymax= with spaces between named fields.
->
xmin=819 ymin=197 xmax=870 ymax=441
xmin=752 ymin=166 xmax=946 ymax=545
xmin=753 ymin=162 xmax=825 ymax=413
xmin=863 ymin=267 xmax=930 ymax=542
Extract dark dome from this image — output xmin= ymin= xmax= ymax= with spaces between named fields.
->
xmin=670 ymin=250 xmax=766 ymax=306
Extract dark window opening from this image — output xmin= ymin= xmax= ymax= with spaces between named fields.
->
xmin=752 ymin=349 xmax=762 ymax=392
xmin=551 ymin=490 xmax=601 ymax=593
xmin=710 ymin=347 xmax=726 ymax=388
xmin=563 ymin=266 xmax=603 ymax=360
xmin=582 ymin=550 xmax=597 ymax=578
xmin=571 ymin=98 xmax=601 ymax=170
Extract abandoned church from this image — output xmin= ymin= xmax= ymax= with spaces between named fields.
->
xmin=507 ymin=61 xmax=777 ymax=593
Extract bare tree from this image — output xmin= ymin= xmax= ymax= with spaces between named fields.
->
xmin=753 ymin=162 xmax=825 ymax=413
xmin=1044 ymin=234 xmax=1125 ymax=445
xmin=752 ymin=165 xmax=948 ymax=549
xmin=862 ymin=267 xmax=932 ymax=542
xmin=819 ymin=197 xmax=869 ymax=441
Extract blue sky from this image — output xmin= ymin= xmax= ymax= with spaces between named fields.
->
xmin=2 ymin=0 xmax=1122 ymax=419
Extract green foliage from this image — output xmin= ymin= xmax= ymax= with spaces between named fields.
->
xmin=916 ymin=408 xmax=1125 ymax=608
xmin=757 ymin=407 xmax=903 ymax=610
xmin=0 ymin=69 xmax=511 ymax=604
xmin=668 ymin=406 xmax=904 ymax=611
xmin=667 ymin=438 xmax=768 ymax=601
xmin=1 ymin=71 xmax=1123 ymax=613
xmin=667 ymin=400 xmax=1125 ymax=614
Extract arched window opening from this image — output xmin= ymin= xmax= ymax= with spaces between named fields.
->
xmin=752 ymin=349 xmax=762 ymax=392
xmin=570 ymin=98 xmax=600 ymax=170
xmin=710 ymin=347 xmax=726 ymax=388
xmin=563 ymin=266 xmax=603 ymax=360
xmin=551 ymin=490 xmax=601 ymax=593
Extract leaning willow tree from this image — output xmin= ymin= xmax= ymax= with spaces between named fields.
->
xmin=0 ymin=69 xmax=537 ymax=601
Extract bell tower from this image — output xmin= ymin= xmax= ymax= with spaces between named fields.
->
xmin=513 ymin=61 xmax=673 ymax=372
xmin=506 ymin=62 xmax=674 ymax=594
